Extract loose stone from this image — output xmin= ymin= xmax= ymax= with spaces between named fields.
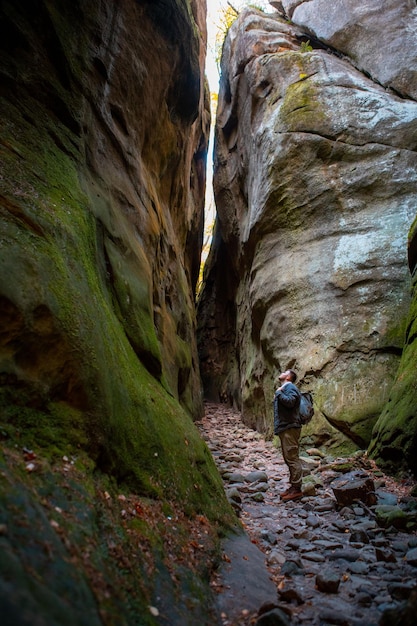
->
xmin=302 ymin=551 xmax=326 ymax=563
xmin=405 ymin=547 xmax=417 ymax=565
xmin=314 ymin=539 xmax=344 ymax=550
xmin=260 ymin=530 xmax=277 ymax=545
xmin=375 ymin=547 xmax=397 ymax=563
xmin=356 ymin=591 xmax=373 ymax=607
xmin=246 ymin=470 xmax=268 ymax=483
xmin=266 ymin=550 xmax=287 ymax=566
xmin=277 ymin=582 xmax=304 ymax=604
xmin=281 ymin=559 xmax=305 ymax=577
xmin=226 ymin=487 xmax=242 ymax=503
xmin=255 ymin=607 xmax=291 ymax=626
xmin=316 ymin=570 xmax=341 ymax=593
xmin=316 ymin=611 xmax=346 ymax=626
xmin=251 ymin=492 xmax=265 ymax=502
xmin=387 ymin=581 xmax=417 ymax=600
xmin=347 ymin=562 xmax=369 ymax=575
xmin=306 ymin=514 xmax=320 ymax=528
xmin=227 ymin=472 xmax=246 ymax=483
xmin=328 ymin=549 xmax=360 ymax=562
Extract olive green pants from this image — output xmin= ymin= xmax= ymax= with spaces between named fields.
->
xmin=279 ymin=427 xmax=302 ymax=487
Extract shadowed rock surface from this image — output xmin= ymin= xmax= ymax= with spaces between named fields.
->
xmin=0 ymin=1 xmax=236 ymax=623
xmin=0 ymin=0 xmax=215 ymax=497
xmin=197 ymin=1 xmax=417 ymax=471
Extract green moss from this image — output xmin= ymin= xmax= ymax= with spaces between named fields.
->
xmin=102 ymin=238 xmax=162 ymax=376
xmin=333 ymin=405 xmax=381 ymax=447
xmin=374 ymin=505 xmax=409 ymax=529
xmin=380 ymin=315 xmax=408 ymax=348
xmin=300 ymin=40 xmax=313 ymax=53
xmin=0 ymin=402 xmax=88 ymax=460
xmin=369 ymin=275 xmax=417 ymax=475
xmin=0 ymin=103 xmax=232 ymax=529
xmin=279 ymin=55 xmax=326 ymax=129
xmin=0 ymin=3 xmax=233 ymax=623
xmin=0 ymin=441 xmax=224 ymax=625
xmin=408 ymin=213 xmax=417 ymax=250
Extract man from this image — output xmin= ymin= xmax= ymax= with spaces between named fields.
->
xmin=274 ymin=369 xmax=303 ymax=502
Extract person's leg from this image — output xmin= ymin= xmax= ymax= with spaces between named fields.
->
xmin=278 ymin=431 xmax=292 ymax=493
xmin=279 ymin=428 xmax=302 ymax=489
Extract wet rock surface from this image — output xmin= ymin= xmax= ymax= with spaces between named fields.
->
xmin=198 ymin=403 xmax=417 ymax=626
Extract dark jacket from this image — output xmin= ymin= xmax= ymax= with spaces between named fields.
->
xmin=274 ymin=382 xmax=301 ymax=434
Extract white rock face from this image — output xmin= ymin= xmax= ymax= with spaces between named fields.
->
xmin=198 ymin=5 xmax=417 ymax=447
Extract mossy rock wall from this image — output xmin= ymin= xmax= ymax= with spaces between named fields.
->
xmin=0 ymin=2 xmax=235 ymax=621
xmin=0 ymin=0 xmax=214 ymax=488
xmin=369 ymin=259 xmax=417 ymax=475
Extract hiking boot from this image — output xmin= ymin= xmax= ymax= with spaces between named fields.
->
xmin=279 ymin=486 xmax=292 ymax=497
xmin=281 ymin=486 xmax=303 ymax=502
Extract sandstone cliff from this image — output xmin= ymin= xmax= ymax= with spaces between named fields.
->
xmin=0 ymin=1 xmax=234 ymax=622
xmin=198 ymin=0 xmax=417 ymax=472
xmin=0 ymin=0 xmax=213 ymax=492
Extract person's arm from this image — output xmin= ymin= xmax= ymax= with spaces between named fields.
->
xmin=276 ymin=384 xmax=299 ymax=407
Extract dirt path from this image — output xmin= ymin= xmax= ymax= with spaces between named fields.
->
xmin=197 ymin=402 xmax=417 ymax=626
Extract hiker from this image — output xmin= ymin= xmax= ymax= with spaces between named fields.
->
xmin=273 ymin=369 xmax=303 ymax=502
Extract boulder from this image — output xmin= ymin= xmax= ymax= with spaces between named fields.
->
xmin=331 ymin=471 xmax=376 ymax=506
xmin=284 ymin=0 xmax=417 ymax=100
xmin=374 ymin=505 xmax=412 ymax=529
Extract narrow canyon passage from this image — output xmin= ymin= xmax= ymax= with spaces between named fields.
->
xmin=197 ymin=403 xmax=417 ymax=626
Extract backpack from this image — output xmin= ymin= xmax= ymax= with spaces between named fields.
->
xmin=299 ymin=392 xmax=314 ymax=425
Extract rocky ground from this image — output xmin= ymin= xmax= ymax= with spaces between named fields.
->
xmin=196 ymin=403 xmax=417 ymax=626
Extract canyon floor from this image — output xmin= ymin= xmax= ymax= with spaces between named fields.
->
xmin=196 ymin=403 xmax=417 ymax=626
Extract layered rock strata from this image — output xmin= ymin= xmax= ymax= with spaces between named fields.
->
xmin=198 ymin=1 xmax=417 ymax=470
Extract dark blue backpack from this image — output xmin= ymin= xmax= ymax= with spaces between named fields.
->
xmin=299 ymin=392 xmax=314 ymax=425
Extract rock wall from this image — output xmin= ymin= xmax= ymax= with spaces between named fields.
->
xmin=0 ymin=0 xmax=211 ymax=482
xmin=198 ymin=0 xmax=417 ymax=469
xmin=0 ymin=0 xmax=239 ymax=621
